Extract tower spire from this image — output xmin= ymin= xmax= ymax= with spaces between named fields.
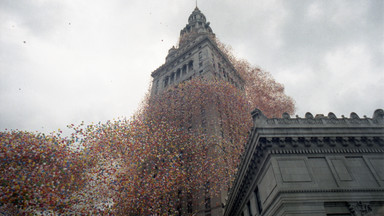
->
xmin=196 ymin=0 xmax=198 ymax=8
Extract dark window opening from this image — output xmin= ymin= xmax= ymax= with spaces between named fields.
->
xmin=176 ymin=69 xmax=181 ymax=80
xmin=170 ymin=73 xmax=175 ymax=84
xmin=182 ymin=65 xmax=187 ymax=75
xmin=187 ymin=192 xmax=193 ymax=213
xmin=188 ymin=61 xmax=194 ymax=72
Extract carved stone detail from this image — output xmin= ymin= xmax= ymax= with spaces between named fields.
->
xmin=305 ymin=112 xmax=314 ymax=119
xmin=282 ymin=112 xmax=290 ymax=119
xmin=256 ymin=109 xmax=384 ymax=126
xmin=348 ymin=201 xmax=373 ymax=216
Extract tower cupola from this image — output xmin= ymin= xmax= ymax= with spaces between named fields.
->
xmin=179 ymin=7 xmax=214 ymax=47
xmin=188 ymin=7 xmax=207 ymax=24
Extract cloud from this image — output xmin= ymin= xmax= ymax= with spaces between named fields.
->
xmin=0 ymin=0 xmax=65 ymax=36
xmin=0 ymin=0 xmax=382 ymax=134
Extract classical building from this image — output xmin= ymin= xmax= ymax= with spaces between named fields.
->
xmin=224 ymin=109 xmax=384 ymax=216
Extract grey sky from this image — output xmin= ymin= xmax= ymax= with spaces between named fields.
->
xmin=0 ymin=0 xmax=383 ymax=135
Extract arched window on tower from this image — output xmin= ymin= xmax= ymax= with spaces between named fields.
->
xmin=176 ymin=69 xmax=181 ymax=80
xmin=182 ymin=65 xmax=187 ymax=76
xmin=154 ymin=80 xmax=159 ymax=94
xmin=188 ymin=61 xmax=194 ymax=72
xmin=170 ymin=73 xmax=175 ymax=84
xmin=164 ymin=77 xmax=168 ymax=87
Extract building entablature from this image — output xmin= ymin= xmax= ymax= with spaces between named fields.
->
xmin=150 ymin=34 xmax=245 ymax=95
xmin=151 ymin=35 xmax=214 ymax=78
xmin=151 ymin=35 xmax=238 ymax=80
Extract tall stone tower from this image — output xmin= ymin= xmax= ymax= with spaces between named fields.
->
xmin=150 ymin=7 xmax=244 ymax=216
xmin=151 ymin=7 xmax=244 ymax=96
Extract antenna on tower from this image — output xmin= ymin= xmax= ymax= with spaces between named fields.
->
xmin=196 ymin=0 xmax=198 ymax=8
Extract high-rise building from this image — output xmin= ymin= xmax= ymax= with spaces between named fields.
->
xmin=151 ymin=7 xmax=244 ymax=96
xmin=150 ymin=7 xmax=244 ymax=216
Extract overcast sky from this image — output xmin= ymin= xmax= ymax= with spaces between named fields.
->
xmin=1 ymin=0 xmax=383 ymax=135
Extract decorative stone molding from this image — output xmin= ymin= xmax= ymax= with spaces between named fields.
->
xmin=280 ymin=188 xmax=384 ymax=194
xmin=348 ymin=201 xmax=373 ymax=216
xmin=257 ymin=136 xmax=384 ymax=150
xmin=252 ymin=109 xmax=384 ymax=126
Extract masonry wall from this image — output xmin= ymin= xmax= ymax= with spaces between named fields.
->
xmin=225 ymin=109 xmax=384 ymax=216
xmin=244 ymin=152 xmax=384 ymax=216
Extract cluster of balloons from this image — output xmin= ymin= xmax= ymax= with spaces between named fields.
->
xmin=1 ymin=38 xmax=295 ymax=214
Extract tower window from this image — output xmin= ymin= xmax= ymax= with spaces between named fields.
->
xmin=176 ymin=69 xmax=181 ymax=80
xmin=188 ymin=61 xmax=194 ymax=72
xmin=170 ymin=73 xmax=175 ymax=84
xmin=182 ymin=65 xmax=187 ymax=75
xmin=154 ymin=80 xmax=159 ymax=94
xmin=164 ymin=77 xmax=168 ymax=87
xmin=187 ymin=192 xmax=193 ymax=213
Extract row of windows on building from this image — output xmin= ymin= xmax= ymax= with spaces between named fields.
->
xmin=209 ymin=50 xmax=243 ymax=89
xmin=155 ymin=50 xmax=205 ymax=94
xmin=163 ymin=60 xmax=195 ymax=88
xmin=213 ymin=62 xmax=241 ymax=89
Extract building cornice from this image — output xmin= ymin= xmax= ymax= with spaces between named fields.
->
xmin=252 ymin=109 xmax=384 ymax=128
xmin=151 ymin=35 xmax=244 ymax=85
xmin=151 ymin=35 xmax=213 ymax=77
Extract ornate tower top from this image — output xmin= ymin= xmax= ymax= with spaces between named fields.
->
xmin=151 ymin=6 xmax=244 ymax=96
xmin=188 ymin=7 xmax=206 ymax=24
xmin=179 ymin=7 xmax=215 ymax=47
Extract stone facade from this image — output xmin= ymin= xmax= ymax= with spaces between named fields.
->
xmin=150 ymin=7 xmax=244 ymax=215
xmin=151 ymin=7 xmax=244 ymax=96
xmin=224 ymin=109 xmax=384 ymax=216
